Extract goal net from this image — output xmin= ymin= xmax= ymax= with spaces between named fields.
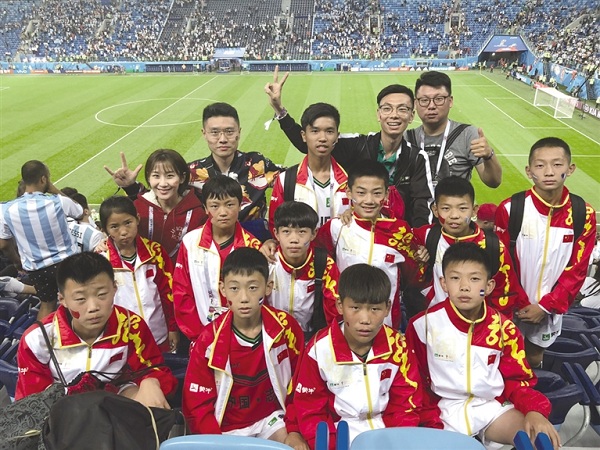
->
xmin=533 ymin=87 xmax=577 ymax=118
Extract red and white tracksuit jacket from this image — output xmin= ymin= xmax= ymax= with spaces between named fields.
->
xmin=289 ymin=321 xmax=421 ymax=449
xmin=16 ymin=305 xmax=177 ymax=400
xmin=413 ymin=223 xmax=528 ymax=318
xmin=405 ymin=300 xmax=551 ymax=435
xmin=134 ymin=188 xmax=207 ymax=263
xmin=496 ymin=187 xmax=596 ymax=344
xmin=182 ymin=306 xmax=303 ymax=434
xmin=267 ymin=248 xmax=340 ymax=334
xmin=316 ymin=213 xmax=426 ymax=328
xmin=173 ymin=222 xmax=262 ymax=341
xmin=105 ymin=236 xmax=176 ymax=346
xmin=268 ymin=156 xmax=349 ymax=231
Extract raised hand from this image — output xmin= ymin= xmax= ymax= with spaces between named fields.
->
xmin=264 ymin=65 xmax=289 ymax=114
xmin=104 ymin=152 xmax=143 ymax=188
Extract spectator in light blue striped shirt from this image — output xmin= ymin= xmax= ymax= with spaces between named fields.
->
xmin=0 ymin=160 xmax=83 ymax=319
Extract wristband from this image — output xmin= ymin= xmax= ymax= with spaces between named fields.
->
xmin=483 ymin=149 xmax=494 ymax=161
xmin=274 ymin=108 xmax=288 ymax=121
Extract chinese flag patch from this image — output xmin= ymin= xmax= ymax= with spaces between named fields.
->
xmin=385 ymin=254 xmax=395 ymax=263
xmin=109 ymin=352 xmax=124 ymax=365
xmin=380 ymin=369 xmax=392 ymax=381
xmin=342 ymin=197 xmax=350 ymax=205
xmin=146 ymin=268 xmax=155 ymax=278
xmin=307 ymin=283 xmax=315 ymax=293
xmin=488 ymin=354 xmax=497 ymax=365
xmin=277 ymin=351 xmax=287 ymax=364
xmin=563 ymin=234 xmax=574 ymax=243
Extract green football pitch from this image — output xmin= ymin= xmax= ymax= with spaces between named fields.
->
xmin=1 ymin=70 xmax=599 ymax=212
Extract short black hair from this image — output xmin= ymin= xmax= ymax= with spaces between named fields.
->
xmin=376 ymin=84 xmax=415 ymax=107
xmin=434 ymin=176 xmax=475 ymax=204
xmin=300 ymin=102 xmax=340 ymax=130
xmin=202 ymin=102 xmax=240 ymax=126
xmin=274 ymin=201 xmax=319 ymax=230
xmin=222 ymin=247 xmax=269 ymax=282
xmin=21 ymin=160 xmax=48 ymax=185
xmin=415 ymin=71 xmax=452 ymax=96
xmin=200 ymin=174 xmax=242 ymax=206
xmin=61 ymin=187 xmax=79 ymax=197
xmin=99 ymin=196 xmax=138 ymax=230
xmin=339 ymin=264 xmax=391 ymax=305
xmin=70 ymin=192 xmax=89 ymax=210
xmin=442 ymin=242 xmax=492 ymax=279
xmin=347 ymin=160 xmax=389 ymax=189
xmin=529 ymin=137 xmax=571 ymax=164
xmin=57 ymin=252 xmax=115 ymax=293
xmin=144 ymin=149 xmax=190 ymax=195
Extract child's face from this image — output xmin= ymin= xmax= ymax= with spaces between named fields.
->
xmin=525 ymin=146 xmax=575 ymax=195
xmin=219 ymin=271 xmax=273 ymax=322
xmin=58 ymin=273 xmax=116 ymax=343
xmin=301 ymin=116 xmax=339 ymax=158
xmin=346 ymin=176 xmax=387 ymax=221
xmin=274 ymin=226 xmax=316 ymax=264
xmin=205 ymin=195 xmax=240 ymax=234
xmin=441 ymin=260 xmax=495 ymax=321
xmin=148 ymin=162 xmax=184 ymax=203
xmin=336 ymin=296 xmax=390 ymax=354
xmin=433 ymin=195 xmax=474 ymax=237
xmin=104 ymin=212 xmax=139 ymax=251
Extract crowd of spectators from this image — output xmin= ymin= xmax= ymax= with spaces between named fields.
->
xmin=0 ymin=0 xmax=597 ymax=70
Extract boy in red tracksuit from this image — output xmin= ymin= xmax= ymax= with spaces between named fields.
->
xmin=173 ymin=175 xmax=262 ymax=342
xmin=17 ymin=252 xmax=176 ymax=407
xmin=316 ymin=160 xmax=426 ymax=329
xmin=413 ymin=176 xmax=526 ymax=318
xmin=405 ymin=243 xmax=559 ymax=449
xmin=267 ymin=201 xmax=340 ymax=339
xmin=183 ymin=248 xmax=303 ymax=444
xmin=288 ymin=264 xmax=422 ymax=449
xmin=495 ymin=137 xmax=596 ymax=368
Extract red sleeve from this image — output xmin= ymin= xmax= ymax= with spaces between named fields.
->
xmin=497 ymin=318 xmax=551 ymax=417
xmin=322 ymin=257 xmax=341 ymax=326
xmin=403 ymin=319 xmax=443 ymax=429
xmin=488 ymin=242 xmax=529 ymax=317
xmin=538 ymin=204 xmax=597 ymax=314
xmin=15 ymin=325 xmax=55 ymax=400
xmin=268 ymin=174 xmax=284 ymax=236
xmin=292 ymin=338 xmax=337 ymax=450
xmin=494 ymin=199 xmax=511 ymax=248
xmin=182 ymin=328 xmax=222 ymax=434
xmin=126 ymin=314 xmax=177 ymax=395
xmin=154 ymin=246 xmax=177 ymax=332
xmin=382 ymin=333 xmax=421 ymax=428
xmin=383 ymin=185 xmax=405 ymax=220
xmin=173 ymin=242 xmax=203 ymax=341
xmin=314 ymin=220 xmax=336 ymax=256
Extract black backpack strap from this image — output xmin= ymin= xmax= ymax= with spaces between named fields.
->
xmin=508 ymin=191 xmax=526 ymax=264
xmin=425 ymin=224 xmax=442 ymax=277
xmin=283 ymin=164 xmax=299 ymax=202
xmin=308 ymin=247 xmax=329 ymax=338
xmin=445 ymin=123 xmax=470 ymax=149
xmin=483 ymin=229 xmax=500 ymax=276
xmin=569 ymin=193 xmax=586 ymax=242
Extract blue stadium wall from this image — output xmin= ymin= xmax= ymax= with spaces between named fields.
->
xmin=1 ymin=56 xmax=598 ymax=100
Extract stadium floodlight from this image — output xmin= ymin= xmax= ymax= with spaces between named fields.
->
xmin=533 ymin=87 xmax=577 ymax=119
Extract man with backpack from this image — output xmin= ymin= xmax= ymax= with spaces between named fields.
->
xmin=496 ymin=137 xmax=596 ymax=368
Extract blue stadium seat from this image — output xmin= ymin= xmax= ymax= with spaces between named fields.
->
xmin=315 ymin=421 xmax=329 ymax=450
xmin=336 ymin=420 xmax=349 ymax=450
xmin=543 ymin=335 xmax=599 ymax=374
xmin=0 ymin=360 xmax=18 ymax=399
xmin=159 ymin=435 xmax=293 ymax=449
xmin=350 ymin=427 xmax=485 ymax=450
xmin=513 ymin=430 xmax=535 ymax=450
xmin=0 ymin=298 xmax=19 ymax=321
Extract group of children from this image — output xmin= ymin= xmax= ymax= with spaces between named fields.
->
xmin=7 ymin=93 xmax=596 ymax=450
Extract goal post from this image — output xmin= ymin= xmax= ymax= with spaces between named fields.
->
xmin=533 ymin=87 xmax=577 ymax=118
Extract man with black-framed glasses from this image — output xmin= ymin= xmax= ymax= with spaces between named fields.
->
xmin=407 ymin=71 xmax=502 ymax=189
xmin=265 ymin=68 xmax=433 ymax=227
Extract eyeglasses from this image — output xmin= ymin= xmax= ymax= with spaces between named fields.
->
xmin=416 ymin=96 xmax=450 ymax=107
xmin=378 ymin=104 xmax=412 ymax=115
xmin=206 ymin=128 xmax=238 ymax=138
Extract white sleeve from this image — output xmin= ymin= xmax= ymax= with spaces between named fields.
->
xmin=59 ymin=196 xmax=84 ymax=220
